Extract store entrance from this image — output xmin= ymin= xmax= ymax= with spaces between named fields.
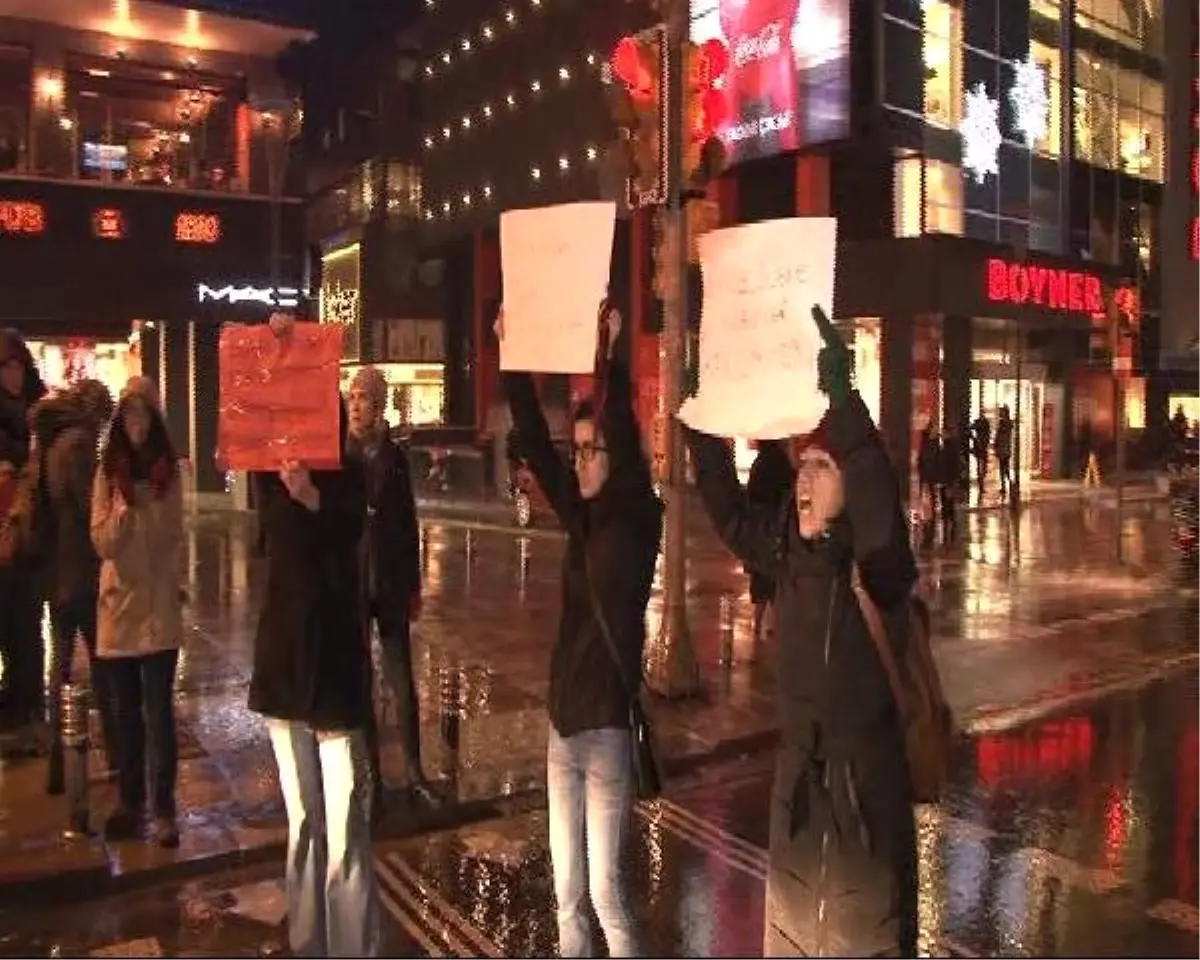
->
xmin=969 ymin=376 xmax=1046 ymax=494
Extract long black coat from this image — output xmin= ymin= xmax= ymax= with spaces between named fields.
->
xmin=359 ymin=433 xmax=421 ymax=638
xmin=685 ymin=392 xmax=919 ymax=957
xmin=248 ymin=459 xmax=370 ymax=732
xmin=503 ymin=358 xmax=662 ymax=739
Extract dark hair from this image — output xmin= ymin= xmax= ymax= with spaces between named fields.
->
xmin=103 ymin=394 xmax=177 ymax=482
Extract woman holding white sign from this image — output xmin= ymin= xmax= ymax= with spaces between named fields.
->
xmin=497 ymin=301 xmax=662 ymax=959
xmin=683 ymin=306 xmax=924 ymax=958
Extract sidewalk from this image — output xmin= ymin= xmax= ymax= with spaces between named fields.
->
xmin=0 ymin=503 xmax=1190 ymax=902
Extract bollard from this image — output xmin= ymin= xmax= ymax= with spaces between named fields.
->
xmin=60 ymin=682 xmax=91 ymax=839
xmin=717 ymin=595 xmax=735 ymax=668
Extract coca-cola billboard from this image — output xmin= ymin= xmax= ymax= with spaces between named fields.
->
xmin=690 ymin=0 xmax=850 ymax=164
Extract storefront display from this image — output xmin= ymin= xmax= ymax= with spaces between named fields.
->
xmin=27 ymin=338 xmax=139 ymax=397
xmin=338 ymin=362 xmax=446 ymax=428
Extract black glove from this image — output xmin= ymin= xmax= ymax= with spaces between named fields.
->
xmin=812 ymin=305 xmax=851 ymax=408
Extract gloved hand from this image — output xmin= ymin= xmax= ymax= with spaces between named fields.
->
xmin=812 ymin=305 xmax=851 ymax=408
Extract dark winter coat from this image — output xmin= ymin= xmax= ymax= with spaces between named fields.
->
xmin=0 ymin=329 xmax=45 ymax=471
xmin=745 ymin=441 xmax=793 ymax=604
xmin=248 ymin=410 xmax=370 ymax=731
xmin=503 ymin=358 xmax=662 ymax=738
xmin=355 ymin=430 xmax=420 ymax=638
xmin=685 ymin=391 xmax=919 ymax=957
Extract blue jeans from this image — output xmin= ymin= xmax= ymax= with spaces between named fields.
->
xmin=547 ymin=726 xmax=640 ymax=958
xmin=267 ymin=720 xmax=380 ymax=959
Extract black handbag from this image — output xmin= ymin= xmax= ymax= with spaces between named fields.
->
xmin=583 ymin=562 xmax=662 ymax=800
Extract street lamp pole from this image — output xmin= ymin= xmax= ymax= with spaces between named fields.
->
xmin=644 ymin=0 xmax=701 ymax=699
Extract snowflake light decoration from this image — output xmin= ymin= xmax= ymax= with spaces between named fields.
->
xmin=1010 ymin=55 xmax=1049 ymax=147
xmin=960 ymin=83 xmax=1001 ymax=183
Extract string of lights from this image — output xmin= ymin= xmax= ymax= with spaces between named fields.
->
xmin=422 ymin=49 xmax=605 ymax=149
xmin=424 ymin=141 xmax=601 ymax=221
xmin=421 ymin=0 xmax=557 ymax=79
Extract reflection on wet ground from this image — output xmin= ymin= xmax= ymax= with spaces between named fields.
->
xmin=2 ymin=671 xmax=1193 ymax=958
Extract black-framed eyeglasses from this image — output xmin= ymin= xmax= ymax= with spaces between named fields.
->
xmin=573 ymin=442 xmax=608 ymax=463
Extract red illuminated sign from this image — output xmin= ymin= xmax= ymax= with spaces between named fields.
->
xmin=0 ymin=200 xmax=46 ymax=236
xmin=174 ymin=211 xmax=221 ymax=244
xmin=92 ymin=207 xmax=125 ymax=240
xmin=985 ymin=257 xmax=1104 ymax=314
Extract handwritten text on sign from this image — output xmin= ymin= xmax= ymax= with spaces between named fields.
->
xmin=499 ymin=201 xmax=616 ymax=373
xmin=680 ymin=216 xmax=837 ymax=439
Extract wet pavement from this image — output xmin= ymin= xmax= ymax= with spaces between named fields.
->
xmin=0 ymin=497 xmax=1194 ymax=928
xmin=1 ymin=670 xmax=1194 ymax=958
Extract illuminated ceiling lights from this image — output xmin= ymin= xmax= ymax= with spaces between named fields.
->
xmin=427 ymin=0 xmax=562 ymax=77
xmin=425 ymin=143 xmax=599 ymax=221
xmin=423 ymin=51 xmax=601 ymax=150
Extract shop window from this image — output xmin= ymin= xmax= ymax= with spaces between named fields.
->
xmin=1073 ymin=53 xmax=1164 ymax=181
xmin=1124 ymin=377 xmax=1146 ymax=430
xmin=893 ymin=156 xmax=964 ymax=237
xmin=923 ymin=0 xmax=963 ymax=130
xmin=62 ymin=57 xmax=241 ymax=190
xmin=1030 ymin=0 xmax=1062 ymax=22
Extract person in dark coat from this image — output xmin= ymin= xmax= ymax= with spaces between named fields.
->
xmin=346 ymin=366 xmax=435 ymax=811
xmin=0 ymin=329 xmax=46 ymax=736
xmin=684 ymin=305 xmax=919 ymax=958
xmin=937 ymin=424 xmax=965 ymax=545
xmin=746 ymin=439 xmax=794 ymax=642
xmin=970 ymin=412 xmax=991 ymax=498
xmin=994 ymin=405 xmax=1014 ymax=499
xmin=499 ymin=300 xmax=662 ymax=959
xmin=247 ymin=315 xmax=379 ymax=958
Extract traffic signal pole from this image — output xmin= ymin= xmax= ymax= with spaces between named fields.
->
xmin=644 ymin=0 xmax=701 ymax=699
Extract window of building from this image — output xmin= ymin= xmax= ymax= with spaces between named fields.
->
xmin=0 ymin=44 xmax=30 ymax=173
xmin=1075 ymin=0 xmax=1163 ymax=55
xmin=1029 ymin=39 xmax=1063 ymax=157
xmin=893 ymin=156 xmax=965 ymax=237
xmin=63 ymin=58 xmax=243 ymax=191
xmin=923 ymin=0 xmax=963 ymax=130
xmin=1073 ymin=51 xmax=1164 ymax=181
xmin=386 ymin=162 xmax=423 ymax=219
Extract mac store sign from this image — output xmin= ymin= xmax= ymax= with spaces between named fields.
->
xmin=195 ymin=281 xmax=311 ymax=315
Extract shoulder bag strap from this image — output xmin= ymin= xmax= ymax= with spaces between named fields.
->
xmin=849 ymin=564 xmax=909 ymax=718
xmin=582 ymin=556 xmax=642 ymax=712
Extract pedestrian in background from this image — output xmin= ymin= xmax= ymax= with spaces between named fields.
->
xmin=33 ymin=378 xmax=119 ymax=796
xmin=0 ymin=329 xmax=46 ymax=743
xmin=938 ymin=424 xmax=965 ymax=545
xmin=91 ymin=376 xmax=184 ymax=847
xmin=248 ymin=312 xmax=379 ymax=958
xmin=347 ymin=366 xmax=435 ymax=814
xmin=499 ymin=301 xmax=662 ymax=958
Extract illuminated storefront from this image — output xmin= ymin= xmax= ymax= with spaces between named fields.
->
xmin=26 ymin=336 xmax=140 ymax=397
xmin=320 ymin=242 xmax=363 ymax=363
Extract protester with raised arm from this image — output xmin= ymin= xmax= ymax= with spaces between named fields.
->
xmin=683 ymin=306 xmax=921 ymax=958
xmin=497 ymin=301 xmax=662 ymax=959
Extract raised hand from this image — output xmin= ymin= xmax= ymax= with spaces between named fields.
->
xmin=812 ymin=305 xmax=851 ymax=407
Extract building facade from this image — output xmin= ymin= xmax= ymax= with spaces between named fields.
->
xmin=313 ymin=0 xmax=1184 ymax=496
xmin=0 ymin=0 xmax=311 ymax=493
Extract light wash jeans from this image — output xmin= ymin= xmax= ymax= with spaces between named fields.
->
xmin=267 ymin=719 xmax=380 ymax=958
xmin=547 ymin=726 xmax=641 ymax=958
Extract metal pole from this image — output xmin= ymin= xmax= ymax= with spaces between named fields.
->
xmin=1114 ymin=316 xmax=1126 ymax=563
xmin=645 ymin=0 xmax=700 ymax=699
xmin=61 ymin=680 xmax=91 ymax=839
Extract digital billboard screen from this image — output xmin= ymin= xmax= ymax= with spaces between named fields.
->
xmin=689 ymin=0 xmax=850 ymax=165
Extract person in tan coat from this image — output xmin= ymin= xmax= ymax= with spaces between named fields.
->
xmin=90 ymin=376 xmax=184 ymax=847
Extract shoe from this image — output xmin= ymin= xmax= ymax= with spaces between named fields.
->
xmin=103 ymin=807 xmax=142 ymax=842
xmin=153 ymin=816 xmax=180 ymax=849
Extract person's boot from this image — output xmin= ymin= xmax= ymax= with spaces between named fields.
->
xmin=152 ymin=816 xmax=180 ymax=849
xmin=103 ymin=806 xmax=142 ymax=842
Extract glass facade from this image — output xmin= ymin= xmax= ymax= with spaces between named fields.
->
xmin=882 ymin=0 xmax=1163 ymax=274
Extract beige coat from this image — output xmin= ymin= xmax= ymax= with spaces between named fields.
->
xmin=91 ymin=468 xmax=184 ymax=659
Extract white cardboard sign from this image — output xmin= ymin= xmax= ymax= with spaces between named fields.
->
xmin=499 ymin=201 xmax=617 ymax=373
xmin=679 ymin=216 xmax=837 ymax=439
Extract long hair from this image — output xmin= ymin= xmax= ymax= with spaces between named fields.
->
xmin=102 ymin=394 xmax=178 ymax=501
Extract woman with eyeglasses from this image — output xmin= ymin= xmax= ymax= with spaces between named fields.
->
xmin=496 ymin=300 xmax=662 ymax=958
